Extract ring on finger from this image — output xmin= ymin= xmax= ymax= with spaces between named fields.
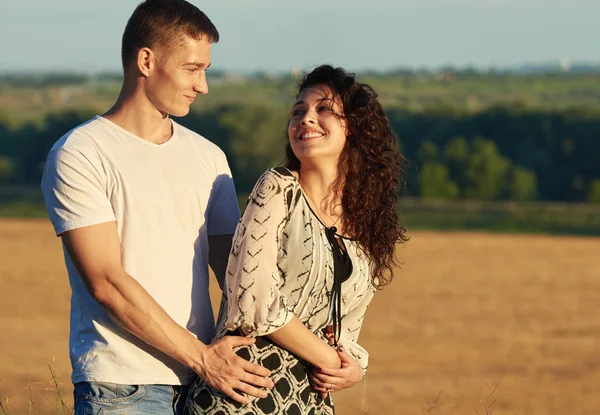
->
xmin=328 ymin=383 xmax=335 ymax=391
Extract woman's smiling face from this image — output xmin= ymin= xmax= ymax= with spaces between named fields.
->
xmin=288 ymin=85 xmax=348 ymax=165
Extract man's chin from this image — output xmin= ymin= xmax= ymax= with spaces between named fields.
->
xmin=169 ymin=107 xmax=191 ymax=118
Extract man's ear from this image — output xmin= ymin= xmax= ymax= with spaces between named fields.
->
xmin=136 ymin=47 xmax=154 ymax=77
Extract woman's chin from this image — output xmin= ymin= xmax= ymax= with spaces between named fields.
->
xmin=296 ymin=156 xmax=341 ymax=169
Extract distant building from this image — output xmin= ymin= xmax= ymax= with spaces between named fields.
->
xmin=560 ymin=59 xmax=573 ymax=72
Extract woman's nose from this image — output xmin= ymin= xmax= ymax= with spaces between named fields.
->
xmin=300 ymin=110 xmax=316 ymax=125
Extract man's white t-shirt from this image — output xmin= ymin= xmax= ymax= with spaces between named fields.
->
xmin=41 ymin=116 xmax=240 ymax=385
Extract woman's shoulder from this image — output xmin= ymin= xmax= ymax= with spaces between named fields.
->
xmin=247 ymin=167 xmax=302 ymax=214
xmin=265 ymin=166 xmax=297 ymax=180
xmin=254 ymin=167 xmax=299 ymax=189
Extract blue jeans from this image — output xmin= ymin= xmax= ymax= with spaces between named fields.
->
xmin=73 ymin=382 xmax=190 ymax=415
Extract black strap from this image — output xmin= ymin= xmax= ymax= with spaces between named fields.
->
xmin=324 ymin=226 xmax=353 ymax=347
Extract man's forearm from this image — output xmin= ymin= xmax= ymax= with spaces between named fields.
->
xmin=267 ymin=317 xmax=341 ymax=369
xmin=92 ymin=268 xmax=207 ymax=371
xmin=90 ymin=267 xmax=275 ymax=403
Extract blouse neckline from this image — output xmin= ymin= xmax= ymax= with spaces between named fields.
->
xmin=280 ymin=167 xmax=356 ymax=241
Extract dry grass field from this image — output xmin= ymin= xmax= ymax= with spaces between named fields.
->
xmin=1 ymin=218 xmax=599 ymax=415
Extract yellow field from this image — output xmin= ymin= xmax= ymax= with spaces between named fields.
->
xmin=1 ymin=219 xmax=599 ymax=414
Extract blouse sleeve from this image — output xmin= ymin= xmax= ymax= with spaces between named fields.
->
xmin=339 ymin=285 xmax=376 ymax=374
xmin=225 ymin=169 xmax=295 ymax=337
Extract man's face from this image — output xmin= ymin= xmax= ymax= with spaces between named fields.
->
xmin=145 ymin=35 xmax=212 ymax=117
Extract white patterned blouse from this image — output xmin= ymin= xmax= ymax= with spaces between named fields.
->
xmin=218 ymin=167 xmax=376 ymax=372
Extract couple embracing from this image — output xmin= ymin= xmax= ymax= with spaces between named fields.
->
xmin=41 ymin=1 xmax=407 ymax=414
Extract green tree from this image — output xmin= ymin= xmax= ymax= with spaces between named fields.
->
xmin=505 ymin=166 xmax=538 ymax=201
xmin=443 ymin=136 xmax=470 ymax=194
xmin=464 ymin=137 xmax=510 ymax=200
xmin=0 ymin=156 xmax=15 ymax=183
xmin=587 ymin=180 xmax=600 ymax=204
xmin=418 ymin=162 xmax=459 ymax=199
xmin=417 ymin=141 xmax=439 ymax=163
xmin=217 ymin=104 xmax=289 ymax=193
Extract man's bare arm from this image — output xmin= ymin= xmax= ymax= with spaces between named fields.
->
xmin=61 ymin=222 xmax=273 ymax=404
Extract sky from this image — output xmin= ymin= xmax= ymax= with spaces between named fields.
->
xmin=1 ymin=0 xmax=599 ymax=74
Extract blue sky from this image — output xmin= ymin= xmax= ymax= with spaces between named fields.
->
xmin=1 ymin=0 xmax=598 ymax=73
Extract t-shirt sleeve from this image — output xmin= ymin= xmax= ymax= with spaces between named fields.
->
xmin=224 ymin=169 xmax=294 ymax=337
xmin=205 ymin=153 xmax=240 ymax=236
xmin=41 ymin=146 xmax=116 ymax=236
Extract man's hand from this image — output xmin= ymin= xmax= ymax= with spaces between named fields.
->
xmin=195 ymin=336 xmax=275 ymax=404
xmin=309 ymin=347 xmax=363 ymax=397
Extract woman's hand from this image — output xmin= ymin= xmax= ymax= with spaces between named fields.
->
xmin=309 ymin=347 xmax=363 ymax=397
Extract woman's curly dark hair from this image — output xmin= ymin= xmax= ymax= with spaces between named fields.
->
xmin=285 ymin=65 xmax=408 ymax=289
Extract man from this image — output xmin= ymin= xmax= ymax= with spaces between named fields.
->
xmin=41 ymin=1 xmax=273 ymax=414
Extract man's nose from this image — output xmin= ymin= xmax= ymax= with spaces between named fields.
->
xmin=194 ymin=76 xmax=208 ymax=95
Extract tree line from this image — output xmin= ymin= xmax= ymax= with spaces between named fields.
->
xmin=0 ymin=103 xmax=599 ymax=204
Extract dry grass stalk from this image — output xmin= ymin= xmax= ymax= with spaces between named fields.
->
xmin=473 ymin=378 xmax=501 ymax=415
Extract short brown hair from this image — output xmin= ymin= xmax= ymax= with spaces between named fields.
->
xmin=121 ymin=0 xmax=219 ymax=68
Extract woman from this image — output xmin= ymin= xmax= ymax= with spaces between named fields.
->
xmin=185 ymin=65 xmax=408 ymax=414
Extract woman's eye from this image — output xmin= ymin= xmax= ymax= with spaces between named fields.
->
xmin=317 ymin=106 xmax=331 ymax=112
xmin=292 ymin=109 xmax=303 ymax=116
